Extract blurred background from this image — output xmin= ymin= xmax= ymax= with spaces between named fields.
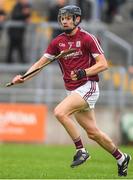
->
xmin=0 ymin=0 xmax=133 ymax=146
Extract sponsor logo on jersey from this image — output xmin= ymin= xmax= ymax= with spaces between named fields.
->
xmin=64 ymin=50 xmax=82 ymax=59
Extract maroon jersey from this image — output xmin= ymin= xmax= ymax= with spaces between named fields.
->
xmin=44 ymin=27 xmax=104 ymax=90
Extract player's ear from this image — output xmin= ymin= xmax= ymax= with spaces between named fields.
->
xmin=75 ymin=16 xmax=80 ymax=25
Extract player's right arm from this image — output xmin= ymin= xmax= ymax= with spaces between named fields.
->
xmin=12 ymin=38 xmax=59 ymax=85
xmin=11 ymin=55 xmax=49 ymax=85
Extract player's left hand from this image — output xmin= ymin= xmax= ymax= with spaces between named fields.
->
xmin=71 ymin=71 xmax=77 ymax=80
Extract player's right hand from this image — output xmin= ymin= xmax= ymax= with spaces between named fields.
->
xmin=12 ymin=75 xmax=24 ymax=84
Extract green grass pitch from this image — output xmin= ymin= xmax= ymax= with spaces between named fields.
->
xmin=0 ymin=144 xmax=132 ymax=179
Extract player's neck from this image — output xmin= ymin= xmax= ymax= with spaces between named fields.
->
xmin=67 ymin=27 xmax=79 ymax=36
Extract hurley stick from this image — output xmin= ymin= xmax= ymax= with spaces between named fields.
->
xmin=6 ymin=48 xmax=76 ymax=87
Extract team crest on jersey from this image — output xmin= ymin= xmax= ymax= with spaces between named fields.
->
xmin=59 ymin=43 xmax=65 ymax=47
xmin=76 ymin=41 xmax=81 ymax=47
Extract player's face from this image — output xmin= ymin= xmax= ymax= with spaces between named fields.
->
xmin=60 ymin=15 xmax=75 ymax=30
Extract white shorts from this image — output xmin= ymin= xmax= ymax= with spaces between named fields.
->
xmin=66 ymin=81 xmax=99 ymax=109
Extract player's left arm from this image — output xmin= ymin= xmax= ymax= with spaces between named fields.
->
xmin=85 ymin=54 xmax=108 ymax=76
xmin=71 ymin=54 xmax=108 ymax=81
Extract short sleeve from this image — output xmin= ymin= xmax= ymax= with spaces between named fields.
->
xmin=44 ymin=39 xmax=60 ymax=60
xmin=86 ymin=34 xmax=104 ymax=58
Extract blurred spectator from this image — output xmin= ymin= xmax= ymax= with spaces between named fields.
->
xmin=130 ymin=8 xmax=133 ymax=20
xmin=97 ymin=0 xmax=105 ymax=20
xmin=77 ymin=0 xmax=92 ymax=21
xmin=6 ymin=0 xmax=31 ymax=64
xmin=48 ymin=0 xmax=67 ymax=38
xmin=103 ymin=0 xmax=126 ymax=23
xmin=0 ymin=9 xmax=6 ymax=38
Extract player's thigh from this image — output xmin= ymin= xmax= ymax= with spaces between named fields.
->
xmin=54 ymin=92 xmax=88 ymax=116
xmin=74 ymin=109 xmax=97 ymax=130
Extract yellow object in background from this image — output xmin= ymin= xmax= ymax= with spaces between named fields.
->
xmin=1 ymin=0 xmax=16 ymax=13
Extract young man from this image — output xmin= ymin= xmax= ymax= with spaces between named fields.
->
xmin=11 ymin=5 xmax=131 ymax=176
